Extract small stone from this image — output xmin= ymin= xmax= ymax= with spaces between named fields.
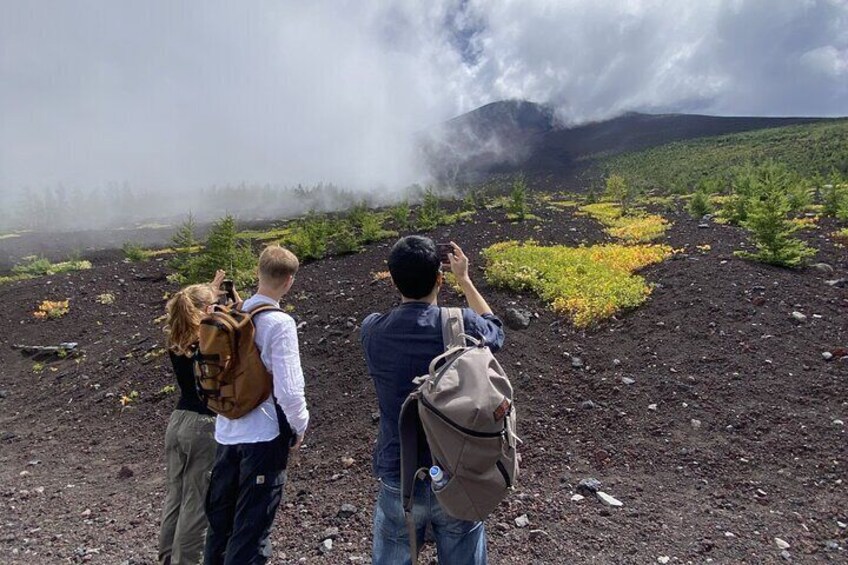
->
xmin=529 ymin=529 xmax=549 ymax=541
xmin=621 ymin=377 xmax=636 ymax=385
xmin=775 ymin=537 xmax=790 ymax=550
xmin=370 ymin=412 xmax=380 ymax=424
xmin=0 ymin=390 xmax=7 ymax=399
xmin=612 ymin=359 xmax=621 ymax=366
xmin=823 ymin=352 xmax=833 ymax=361
xmin=337 ymin=504 xmax=357 ymax=520
xmin=780 ymin=550 xmax=791 ymax=561
xmin=725 ymin=532 xmax=736 ymax=538
xmin=496 ymin=522 xmax=510 ymax=532
xmin=658 ymin=557 xmax=670 ymax=564
xmin=812 ymin=262 xmax=834 ymax=273
xmin=580 ymin=400 xmax=596 ymax=410
xmin=514 ymin=514 xmax=530 ymax=528
xmin=503 ymin=308 xmax=532 ymax=330
xmin=27 ymin=459 xmax=41 ymax=466
xmin=691 ymin=419 xmax=702 ymax=430
xmin=698 ymin=223 xmax=710 ymax=229
xmin=576 ymin=478 xmax=602 ymax=496
xmin=648 ymin=404 xmax=658 ymax=411
xmin=570 ymin=494 xmax=585 ymax=502
xmin=596 ymin=491 xmax=623 ymax=507
xmin=824 ymin=540 xmax=840 ymax=551
xmin=116 ymin=466 xmax=134 ymax=480
xmin=19 ymin=470 xmax=29 ymax=477
xmin=322 ymin=527 xmax=340 ymax=540
xmin=825 ymin=278 xmax=848 ymax=288
xmin=833 ymin=419 xmax=844 ymax=426
xmin=319 ymin=539 xmax=333 ymax=553
xmin=838 ymin=521 xmax=847 ymax=529
xmin=341 ymin=457 xmax=355 ymax=468
xmin=81 ymin=509 xmax=91 ymax=517
xmin=791 ymin=312 xmax=807 ymax=323
xmin=571 ymin=357 xmax=584 ymax=369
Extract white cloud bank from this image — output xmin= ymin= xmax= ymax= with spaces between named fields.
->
xmin=1 ymin=0 xmax=846 ymax=193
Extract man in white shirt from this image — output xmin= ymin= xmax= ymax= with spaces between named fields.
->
xmin=204 ymin=245 xmax=309 ymax=565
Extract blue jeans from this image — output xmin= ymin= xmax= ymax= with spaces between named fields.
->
xmin=372 ymin=478 xmax=487 ymax=565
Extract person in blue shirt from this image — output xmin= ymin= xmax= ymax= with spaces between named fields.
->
xmin=361 ymin=236 xmax=505 ymax=565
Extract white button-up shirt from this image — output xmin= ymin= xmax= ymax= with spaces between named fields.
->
xmin=214 ymin=294 xmax=310 ymax=444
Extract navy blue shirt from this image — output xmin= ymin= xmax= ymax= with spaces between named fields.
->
xmin=361 ymin=302 xmax=505 ymax=481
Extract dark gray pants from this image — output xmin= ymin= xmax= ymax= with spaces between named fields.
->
xmin=203 ymin=435 xmax=289 ymax=565
xmin=158 ymin=410 xmax=217 ymax=565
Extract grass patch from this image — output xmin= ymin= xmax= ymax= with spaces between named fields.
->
xmin=236 ymin=226 xmax=294 ymax=242
xmin=1 ymin=256 xmax=92 ymax=284
xmin=789 ymin=216 xmax=819 ymax=230
xmin=0 ymin=233 xmax=21 ymax=240
xmin=33 ymin=299 xmax=70 ymax=319
xmin=483 ymin=241 xmax=672 ymax=327
xmin=579 ymin=202 xmax=669 ymax=243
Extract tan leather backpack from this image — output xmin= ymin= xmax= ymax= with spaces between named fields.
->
xmin=194 ymin=303 xmax=281 ymax=419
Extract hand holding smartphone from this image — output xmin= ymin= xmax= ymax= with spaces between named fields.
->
xmin=437 ymin=243 xmax=454 ymax=266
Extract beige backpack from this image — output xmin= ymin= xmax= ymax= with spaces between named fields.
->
xmin=399 ymin=308 xmax=519 ymax=555
xmin=194 ymin=303 xmax=281 ymax=419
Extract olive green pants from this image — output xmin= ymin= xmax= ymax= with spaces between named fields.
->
xmin=158 ymin=410 xmax=217 ymax=565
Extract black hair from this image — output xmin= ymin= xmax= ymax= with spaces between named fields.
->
xmin=387 ymin=235 xmax=441 ymax=299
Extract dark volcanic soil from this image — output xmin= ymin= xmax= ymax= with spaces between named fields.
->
xmin=0 ymin=202 xmax=846 ymax=564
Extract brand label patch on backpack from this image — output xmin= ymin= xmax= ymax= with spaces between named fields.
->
xmin=493 ymin=398 xmax=511 ymax=421
xmin=256 ymin=475 xmax=265 ymax=485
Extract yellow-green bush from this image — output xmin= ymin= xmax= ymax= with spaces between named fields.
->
xmin=483 ymin=241 xmax=672 ymax=327
xmin=579 ymin=202 xmax=669 ymax=243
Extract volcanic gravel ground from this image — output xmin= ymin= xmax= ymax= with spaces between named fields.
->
xmin=0 ymin=203 xmax=846 ymax=564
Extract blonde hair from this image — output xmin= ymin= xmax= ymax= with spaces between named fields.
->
xmin=165 ymin=283 xmax=217 ymax=356
xmin=259 ymin=245 xmax=299 ymax=284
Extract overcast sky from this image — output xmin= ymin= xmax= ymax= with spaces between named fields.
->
xmin=1 ymin=0 xmax=847 ymax=193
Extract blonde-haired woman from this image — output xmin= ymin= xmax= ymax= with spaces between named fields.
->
xmin=158 ymin=271 xmax=228 ymax=565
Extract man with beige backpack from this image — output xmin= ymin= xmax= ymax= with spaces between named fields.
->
xmin=361 ymin=236 xmax=517 ymax=564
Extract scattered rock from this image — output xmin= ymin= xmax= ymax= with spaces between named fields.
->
xmin=790 ymin=311 xmax=807 ymax=323
xmin=0 ymin=390 xmax=7 ymax=399
xmin=822 ymin=351 xmax=833 ymax=361
xmin=596 ymin=491 xmax=623 ymax=507
xmin=833 ymin=419 xmax=844 ymax=426
xmin=322 ymin=527 xmax=340 ymax=540
xmin=658 ymin=557 xmax=670 ymax=564
xmin=337 ymin=504 xmax=357 ymax=520
xmin=116 ymin=466 xmax=134 ymax=480
xmin=580 ymin=400 xmax=596 ymax=410
xmin=529 ymin=529 xmax=549 ymax=541
xmin=648 ymin=404 xmax=658 ymax=411
xmin=370 ymin=412 xmax=380 ymax=424
xmin=725 ymin=532 xmax=736 ymax=538
xmin=514 ymin=514 xmax=530 ymax=528
xmin=621 ymin=377 xmax=636 ymax=385
xmin=341 ymin=457 xmax=355 ymax=468
xmin=27 ymin=459 xmax=41 ymax=466
xmin=576 ymin=478 xmax=602 ymax=496
xmin=319 ymin=539 xmax=333 ymax=553
xmin=612 ymin=358 xmax=621 ymax=366
xmin=691 ymin=419 xmax=702 ymax=430
xmin=571 ymin=357 xmax=584 ymax=369
xmin=503 ymin=308 xmax=532 ymax=330
xmin=838 ymin=521 xmax=847 ymax=529
xmin=775 ymin=537 xmax=790 ymax=550
xmin=698 ymin=223 xmax=710 ymax=229
xmin=780 ymin=550 xmax=791 ymax=561
xmin=824 ymin=540 xmax=840 ymax=551
xmin=824 ymin=278 xmax=848 ymax=288
xmin=570 ymin=494 xmax=585 ymax=502
xmin=812 ymin=262 xmax=834 ymax=273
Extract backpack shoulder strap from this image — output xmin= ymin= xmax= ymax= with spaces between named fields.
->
xmin=398 ymin=392 xmax=426 ymax=562
xmin=245 ymin=304 xmax=285 ymax=318
xmin=440 ymin=307 xmax=465 ymax=350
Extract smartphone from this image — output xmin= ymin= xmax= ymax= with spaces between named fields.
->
xmin=220 ymin=279 xmax=236 ymax=303
xmin=437 ymin=243 xmax=453 ymax=266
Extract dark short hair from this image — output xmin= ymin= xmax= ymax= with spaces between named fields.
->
xmin=387 ymin=236 xmax=440 ymax=299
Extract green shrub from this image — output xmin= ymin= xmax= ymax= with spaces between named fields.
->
xmin=331 ymin=220 xmax=362 ymax=255
xmin=786 ymin=180 xmax=813 ymax=213
xmin=11 ymin=256 xmax=92 ymax=278
xmin=507 ymin=174 xmax=529 ymax=221
xmin=169 ymin=214 xmax=200 ymax=281
xmin=605 ymin=173 xmax=637 ymax=213
xmin=390 ymin=201 xmax=410 ymax=230
xmin=687 ymin=191 xmax=712 ymax=218
xmin=122 ymin=242 xmax=146 ymax=262
xmin=416 ymin=190 xmax=446 ymax=231
xmin=186 ymin=215 xmax=257 ymax=286
xmin=285 ymin=213 xmax=329 ymax=261
xmin=735 ymin=165 xmax=816 ymax=268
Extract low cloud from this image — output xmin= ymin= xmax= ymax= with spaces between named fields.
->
xmin=1 ymin=0 xmax=846 ymax=221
